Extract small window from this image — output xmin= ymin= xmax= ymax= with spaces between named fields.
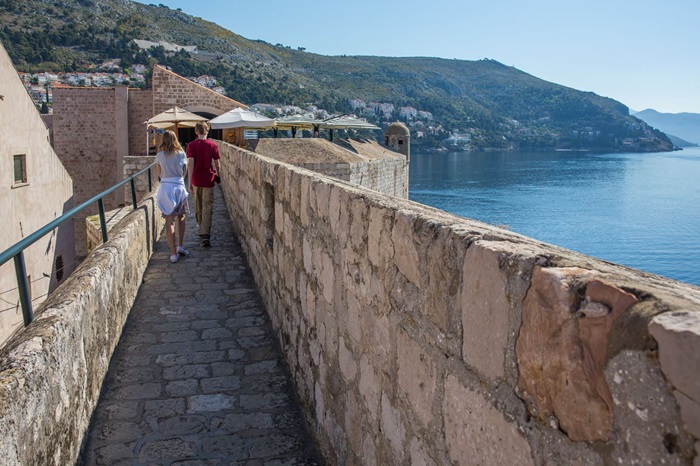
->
xmin=55 ymin=255 xmax=64 ymax=281
xmin=13 ymin=154 xmax=27 ymax=185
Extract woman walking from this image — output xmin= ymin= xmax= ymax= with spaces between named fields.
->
xmin=155 ymin=130 xmax=190 ymax=263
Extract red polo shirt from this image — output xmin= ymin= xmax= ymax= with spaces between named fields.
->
xmin=186 ymin=138 xmax=220 ymax=188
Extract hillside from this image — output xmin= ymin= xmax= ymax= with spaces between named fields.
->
xmin=632 ymin=109 xmax=700 ymax=145
xmin=0 ymin=0 xmax=673 ymax=152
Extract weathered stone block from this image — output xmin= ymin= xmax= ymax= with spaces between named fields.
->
xmin=397 ymin=330 xmax=437 ymax=427
xmin=328 ymin=185 xmax=341 ymax=235
xmin=391 ymin=210 xmax=420 ymax=286
xmin=367 ymin=206 xmax=393 ymax=271
xmin=516 ymin=267 xmax=638 ymax=441
xmin=359 ymin=359 xmax=381 ymax=423
xmin=362 ymin=311 xmax=391 ymax=371
xmin=338 ymin=337 xmax=357 ymax=382
xmin=345 ymin=289 xmax=362 ymax=344
xmin=314 ymin=181 xmax=331 ymax=219
xmin=380 ymin=394 xmax=405 ymax=459
xmin=409 ymin=437 xmax=437 ymax=466
xmin=650 ymin=311 xmax=700 ymax=404
xmin=607 ymin=350 xmax=695 ymax=464
xmin=443 ymin=375 xmax=534 ymax=465
xmin=461 ymin=241 xmax=510 ymax=380
xmin=319 ymin=250 xmax=334 ymax=304
xmin=675 ymin=390 xmax=700 ymax=439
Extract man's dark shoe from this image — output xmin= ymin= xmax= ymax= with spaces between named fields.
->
xmin=202 ymin=235 xmax=211 ymax=247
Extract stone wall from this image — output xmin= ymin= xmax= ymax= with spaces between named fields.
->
xmin=127 ymin=89 xmax=154 ymax=156
xmin=0 ymin=192 xmax=164 ymax=466
xmin=250 ymin=138 xmax=409 ymax=198
xmin=217 ymin=141 xmax=700 ymax=465
xmin=52 ymin=87 xmax=120 ymax=210
xmin=151 ymin=65 xmax=244 ymax=116
xmin=52 ymin=87 xmax=121 ymax=256
xmin=348 ymin=158 xmax=407 ymax=198
xmin=123 ymin=155 xmax=156 ymax=205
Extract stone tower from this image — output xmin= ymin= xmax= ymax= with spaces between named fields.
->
xmin=385 ymin=122 xmax=410 ymax=161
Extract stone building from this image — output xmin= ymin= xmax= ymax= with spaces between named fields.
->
xmin=50 ymin=65 xmax=246 ymax=254
xmin=0 ymin=41 xmax=75 ymax=346
xmin=385 ymin=121 xmax=410 ymax=160
xmin=250 ymin=138 xmax=408 ymax=198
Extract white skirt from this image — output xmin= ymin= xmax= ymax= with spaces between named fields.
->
xmin=157 ymin=177 xmax=189 ymax=216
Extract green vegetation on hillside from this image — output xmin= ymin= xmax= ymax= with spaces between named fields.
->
xmin=0 ymin=0 xmax=674 ymax=152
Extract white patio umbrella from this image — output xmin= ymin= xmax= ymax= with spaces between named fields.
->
xmin=320 ymin=116 xmax=380 ymax=141
xmin=209 ymin=108 xmax=276 ymax=129
xmin=320 ymin=116 xmax=380 ymax=130
xmin=275 ymin=115 xmax=322 ymax=130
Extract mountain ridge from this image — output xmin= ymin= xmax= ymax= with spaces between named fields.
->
xmin=0 ymin=0 xmax=674 ymax=152
xmin=631 ymin=109 xmax=700 ymax=145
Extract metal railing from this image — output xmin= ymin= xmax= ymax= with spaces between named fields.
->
xmin=0 ymin=163 xmax=155 ymax=328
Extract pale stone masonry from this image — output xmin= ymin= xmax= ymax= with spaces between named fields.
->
xmin=251 ymin=138 xmax=408 ymax=198
xmin=79 ymin=191 xmax=321 ymax=465
xmin=217 ymin=140 xmax=700 ymax=465
xmin=0 ymin=193 xmax=164 ymax=465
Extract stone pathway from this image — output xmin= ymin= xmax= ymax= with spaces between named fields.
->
xmin=79 ymin=186 xmax=322 ymax=466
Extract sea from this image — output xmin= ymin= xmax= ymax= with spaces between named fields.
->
xmin=408 ymin=147 xmax=700 ymax=287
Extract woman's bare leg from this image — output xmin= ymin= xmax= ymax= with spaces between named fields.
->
xmin=165 ymin=215 xmax=176 ymax=256
xmin=177 ymin=214 xmax=186 ymax=247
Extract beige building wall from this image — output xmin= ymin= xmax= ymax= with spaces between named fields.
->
xmin=0 ymin=41 xmax=75 ymax=347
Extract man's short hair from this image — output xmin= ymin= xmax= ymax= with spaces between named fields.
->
xmin=195 ymin=121 xmax=209 ymax=135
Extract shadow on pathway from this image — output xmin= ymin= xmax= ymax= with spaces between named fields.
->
xmin=79 ymin=186 xmax=322 ymax=466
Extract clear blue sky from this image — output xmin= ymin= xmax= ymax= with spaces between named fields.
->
xmin=137 ymin=0 xmax=700 ymax=114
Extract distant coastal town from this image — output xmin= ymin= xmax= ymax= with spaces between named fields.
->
xmin=20 ymin=60 xmax=443 ymax=144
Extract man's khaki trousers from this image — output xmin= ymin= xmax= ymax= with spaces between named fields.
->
xmin=193 ymin=186 xmax=215 ymax=236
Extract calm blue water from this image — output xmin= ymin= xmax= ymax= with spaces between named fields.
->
xmin=409 ymin=147 xmax=700 ymax=287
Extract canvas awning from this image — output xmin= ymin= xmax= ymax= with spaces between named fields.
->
xmin=275 ymin=115 xmax=322 ymax=130
xmin=209 ymin=108 xmax=276 ymax=129
xmin=144 ymin=106 xmax=208 ymax=129
xmin=320 ymin=116 xmax=380 ymax=130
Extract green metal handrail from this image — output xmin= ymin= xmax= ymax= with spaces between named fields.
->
xmin=0 ymin=163 xmax=155 ymax=327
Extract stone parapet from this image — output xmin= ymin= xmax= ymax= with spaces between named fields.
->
xmin=0 ymin=193 xmax=164 ymax=466
xmin=216 ymin=140 xmax=700 ymax=465
xmin=123 ymin=155 xmax=156 ymax=205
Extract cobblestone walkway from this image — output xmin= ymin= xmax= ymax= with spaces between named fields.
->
xmin=80 ymin=187 xmax=322 ymax=466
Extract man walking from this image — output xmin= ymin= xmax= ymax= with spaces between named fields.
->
xmin=187 ymin=121 xmax=220 ymax=247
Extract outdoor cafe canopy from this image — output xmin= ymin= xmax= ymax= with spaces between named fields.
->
xmin=320 ymin=116 xmax=381 ymax=130
xmin=274 ymin=115 xmax=322 ymax=130
xmin=144 ymin=106 xmax=208 ymax=130
xmin=208 ymin=107 xmax=276 ymax=130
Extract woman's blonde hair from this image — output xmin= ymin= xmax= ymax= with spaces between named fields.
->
xmin=159 ymin=130 xmax=183 ymax=154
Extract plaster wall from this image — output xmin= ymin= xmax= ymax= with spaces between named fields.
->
xmin=0 ymin=42 xmax=75 ymax=348
xmin=217 ymin=141 xmax=700 ymax=465
xmin=0 ymin=191 xmax=164 ymax=465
